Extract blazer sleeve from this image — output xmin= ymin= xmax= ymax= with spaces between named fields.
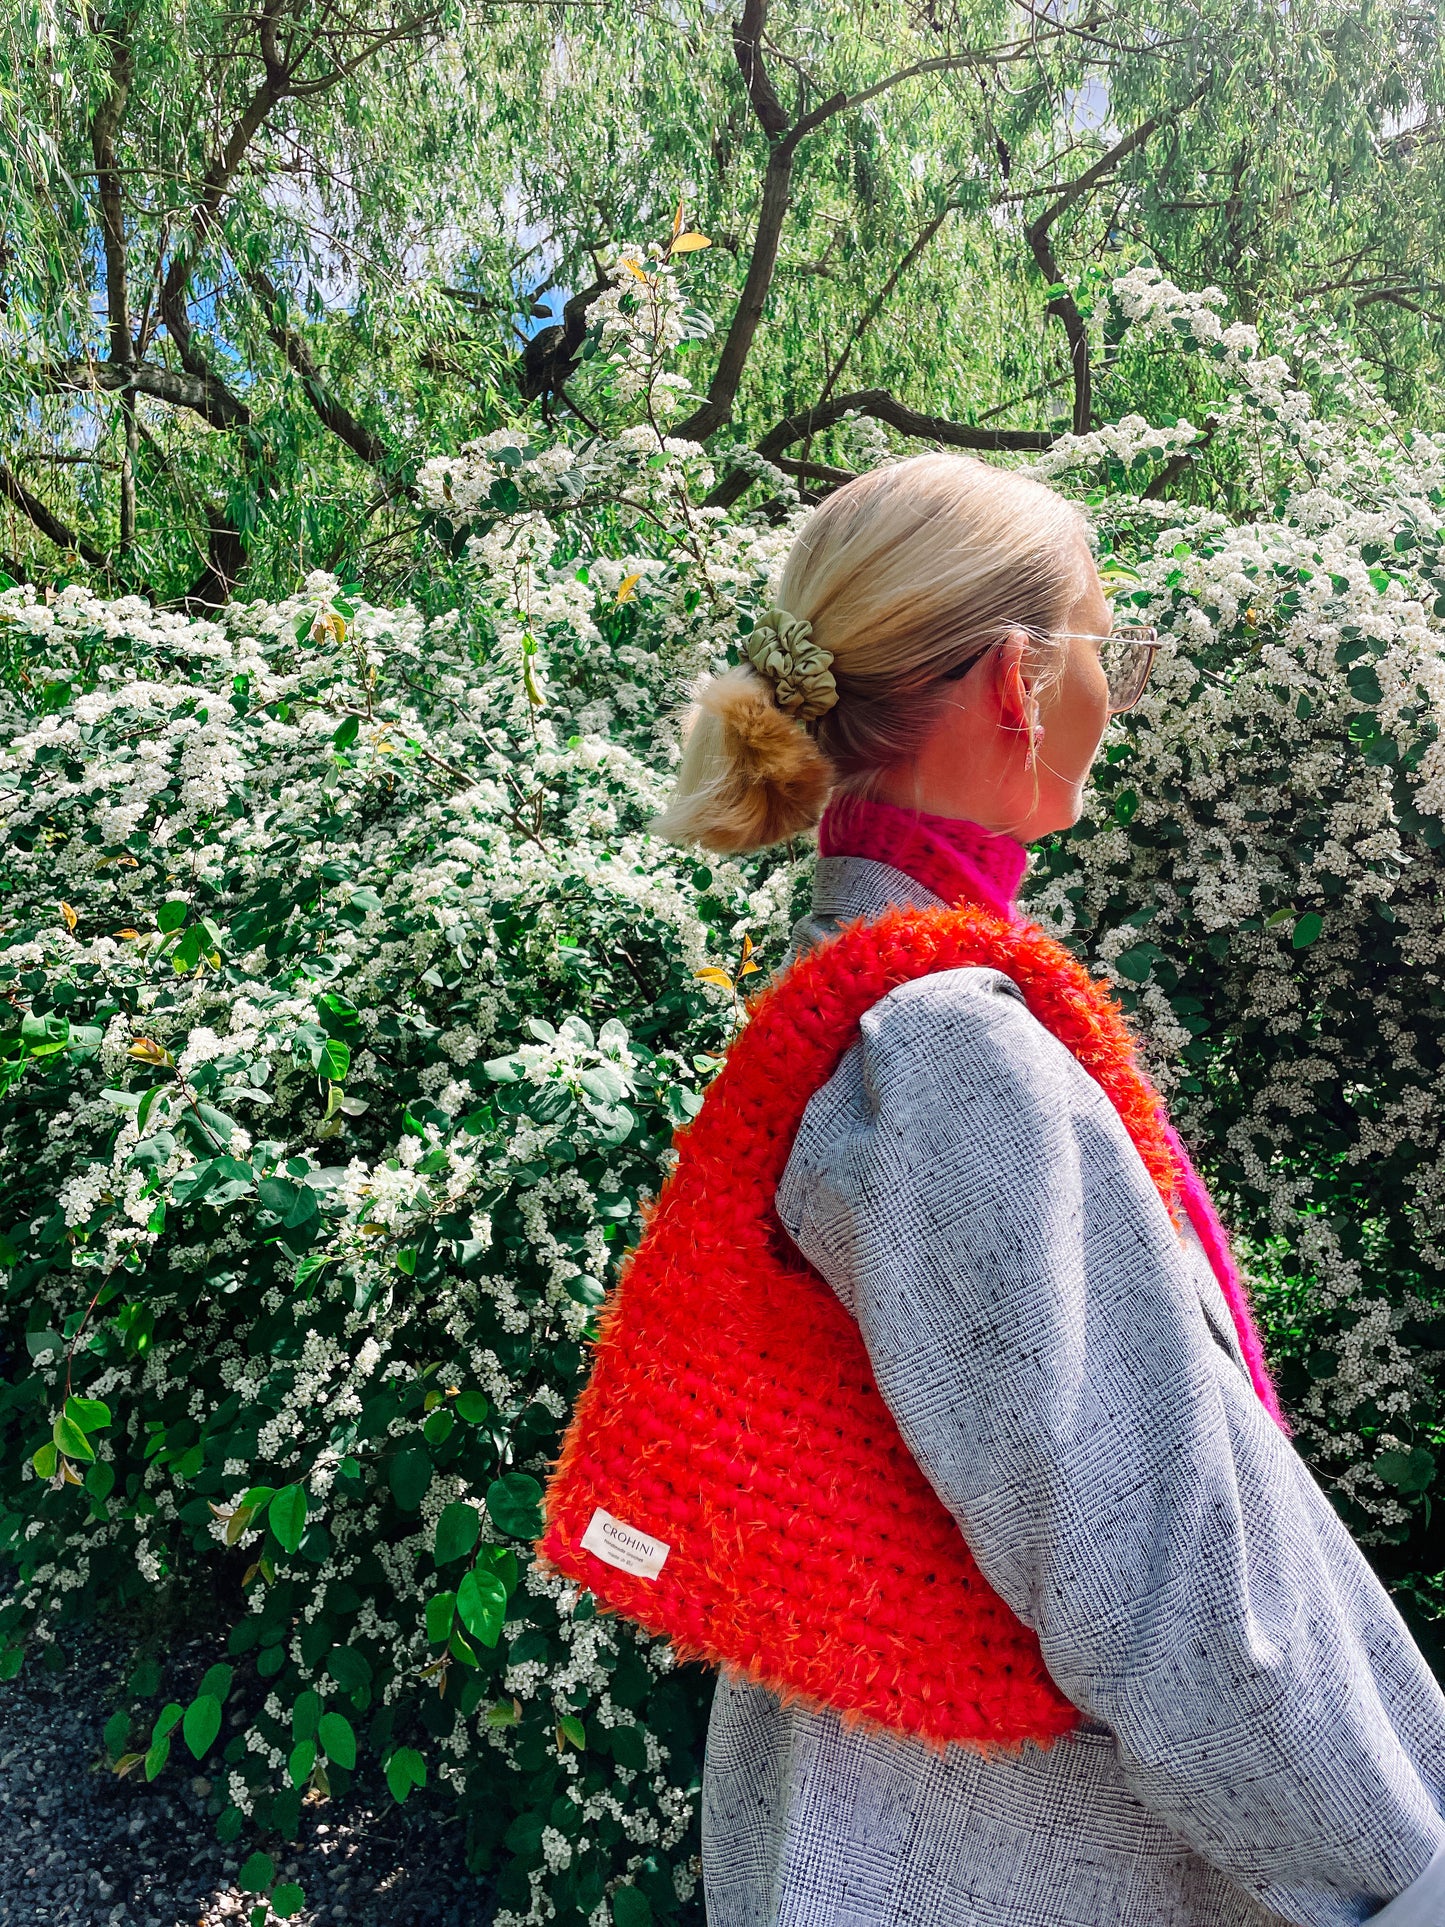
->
xmin=775 ymin=963 xmax=1445 ymax=1927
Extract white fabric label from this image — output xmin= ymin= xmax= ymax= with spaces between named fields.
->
xmin=580 ymin=1506 xmax=671 ymax=1581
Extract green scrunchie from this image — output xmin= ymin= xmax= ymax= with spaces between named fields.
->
xmin=744 ymin=608 xmax=838 ymax=723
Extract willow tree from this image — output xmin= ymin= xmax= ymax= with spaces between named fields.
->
xmin=3 ymin=0 xmax=1442 ymax=601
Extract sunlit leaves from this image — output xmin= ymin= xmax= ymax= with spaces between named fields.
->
xmin=456 ymin=1566 xmax=507 ymax=1648
xmin=268 ymin=1484 xmax=307 ymax=1554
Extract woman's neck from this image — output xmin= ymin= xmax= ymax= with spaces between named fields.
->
xmin=817 ymin=794 xmax=1029 ymax=922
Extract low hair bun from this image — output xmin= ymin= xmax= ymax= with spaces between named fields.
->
xmin=650 ymin=666 xmax=831 ymax=853
xmin=651 ymin=452 xmax=1089 ymax=856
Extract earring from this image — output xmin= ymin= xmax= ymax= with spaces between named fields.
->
xmin=1024 ymin=721 xmax=1043 ymax=773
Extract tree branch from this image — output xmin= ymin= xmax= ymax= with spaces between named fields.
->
xmin=175 ymin=510 xmax=250 ymax=612
xmin=1143 ymin=416 xmax=1217 ymax=499
xmin=89 ymin=5 xmax=137 ymax=551
xmin=1023 ymin=96 xmax=1198 ymax=434
xmin=242 ymin=265 xmax=390 ymax=467
xmin=157 ymin=1 xmax=447 ymax=370
xmin=1353 ymin=287 xmax=1445 ymax=324
xmin=773 ymin=455 xmax=859 ymax=487
xmin=42 ymin=357 xmax=250 ymax=431
xmin=678 ymin=3 xmax=1025 ymax=446
xmin=158 ymin=0 xmax=291 ymax=338
xmin=704 ymin=389 xmax=1056 ymax=509
xmin=817 ymin=200 xmax=959 ymax=408
xmin=732 ymin=0 xmax=788 ymax=138
xmin=89 ymin=7 xmax=134 ymax=370
xmin=0 ymin=463 xmax=108 ymax=570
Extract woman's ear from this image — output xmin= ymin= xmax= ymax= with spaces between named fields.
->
xmin=991 ymin=631 xmax=1036 ymax=740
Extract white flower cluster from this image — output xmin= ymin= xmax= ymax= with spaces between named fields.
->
xmin=7 ymin=252 xmax=1444 ymax=1911
xmin=1021 ymin=267 xmax=1445 ymax=1544
xmin=0 ymin=334 xmax=807 ymax=1905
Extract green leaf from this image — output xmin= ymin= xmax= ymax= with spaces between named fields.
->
xmin=1114 ymin=943 xmax=1159 ymax=984
xmin=425 ymin=1591 xmax=456 ymax=1643
xmin=612 ymin=1886 xmax=653 ymax=1927
xmin=558 ymin=1713 xmax=586 ymax=1749
xmin=172 ymin=924 xmax=205 ymax=972
xmin=456 ymin=1567 xmax=507 ymax=1647
xmin=333 ymin=715 xmax=360 ymax=749
xmin=292 ymin=1689 xmax=321 ymax=1741
xmin=31 ymin=1443 xmax=56 ymax=1478
xmin=238 ymin=1851 xmax=276 ymax=1894
xmin=157 ymin=900 xmax=188 ymax=933
xmin=610 ymin=1722 xmax=648 ymax=1771
xmin=388 ymin=1448 xmax=432 ymax=1512
xmin=257 ymin=1175 xmax=299 ymax=1216
xmin=484 ymin=1470 xmax=544 ymax=1539
xmin=1346 ymin=663 xmax=1383 ymax=706
xmin=183 ymin=1694 xmax=222 ymax=1759
xmin=320 ymin=1038 xmax=351 ymax=1081
xmin=135 ymin=1086 xmax=165 ymax=1138
xmin=288 ymin=1739 xmax=316 ymax=1787
xmin=199 ymin=1662 xmax=234 ymax=1702
xmin=259 ymin=1176 xmax=321 ymax=1228
xmin=269 ymin=1483 xmax=308 ymax=1553
xmin=1376 ymin=1446 xmax=1436 ymax=1495
xmin=143 ymin=1735 xmax=171 ymax=1781
xmin=65 ymin=1395 xmax=111 ymax=1434
xmin=384 ymin=1746 xmax=426 ymax=1804
xmin=326 ymin=1646 xmax=373 ymax=1696
xmin=272 ymin=1883 xmax=306 ymax=1920
xmin=128 ymin=1658 xmax=162 ymax=1698
xmin=317 ymin=1710 xmax=356 ymax=1769
xmin=153 ymin=1701 xmax=184 ymax=1741
xmin=455 ymin=1390 xmax=489 ymax=1423
xmin=1292 ymin=912 xmax=1324 ymax=949
xmin=52 ymin=1411 xmax=95 ymax=1463
xmin=434 ymin=1501 xmax=480 ymax=1565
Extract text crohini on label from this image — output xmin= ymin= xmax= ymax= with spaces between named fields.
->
xmin=580 ymin=1506 xmax=671 ymax=1581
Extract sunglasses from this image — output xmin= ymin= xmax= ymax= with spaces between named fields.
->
xmin=943 ymin=625 xmax=1160 ymax=715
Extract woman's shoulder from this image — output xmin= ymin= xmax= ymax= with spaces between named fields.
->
xmin=852 ymin=961 xmax=1085 ymax=1109
xmin=778 ymin=960 xmax=1102 ymax=1222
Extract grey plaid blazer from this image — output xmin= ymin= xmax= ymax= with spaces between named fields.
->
xmin=700 ymin=857 xmax=1445 ymax=1927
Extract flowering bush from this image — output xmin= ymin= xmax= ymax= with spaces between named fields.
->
xmin=3 ymin=240 xmax=1445 ymax=1924
xmin=0 ymin=244 xmax=804 ymax=1927
xmin=1026 ymin=269 xmax=1445 ymax=1620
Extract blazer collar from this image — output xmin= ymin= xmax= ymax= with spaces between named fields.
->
xmin=785 ymin=855 xmax=945 ymax=968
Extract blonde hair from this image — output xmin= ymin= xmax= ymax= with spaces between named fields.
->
xmin=652 ymin=451 xmax=1090 ymax=853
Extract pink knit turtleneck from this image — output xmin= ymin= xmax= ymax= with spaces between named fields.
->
xmin=818 ymin=794 xmax=1029 ymax=921
xmin=814 ymin=792 xmax=1288 ymax=1430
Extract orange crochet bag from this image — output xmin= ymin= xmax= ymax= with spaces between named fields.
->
xmin=533 ymin=901 xmax=1189 ymax=1755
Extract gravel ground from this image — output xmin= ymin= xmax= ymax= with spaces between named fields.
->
xmin=0 ymin=1627 xmax=497 ymax=1927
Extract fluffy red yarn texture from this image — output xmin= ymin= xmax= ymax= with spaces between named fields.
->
xmin=534 ymin=902 xmax=1212 ymax=1755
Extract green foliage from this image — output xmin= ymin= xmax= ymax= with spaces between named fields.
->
xmin=5 ymin=0 xmax=1445 ymax=602
xmin=1024 ymin=273 xmax=1445 ymax=1623
xmin=0 ymin=274 xmax=797 ymax=1918
xmin=6 ymin=240 xmax=1445 ymax=1926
